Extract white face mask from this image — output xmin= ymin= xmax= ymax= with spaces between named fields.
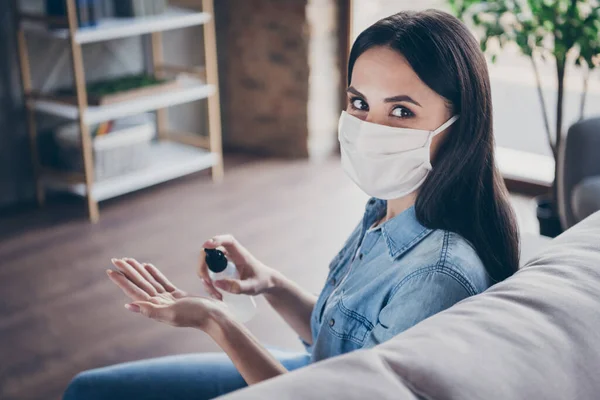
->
xmin=338 ymin=111 xmax=459 ymax=200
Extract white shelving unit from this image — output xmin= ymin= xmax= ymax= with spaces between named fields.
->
xmin=16 ymin=0 xmax=224 ymax=223
xmin=32 ymin=77 xmax=215 ymax=124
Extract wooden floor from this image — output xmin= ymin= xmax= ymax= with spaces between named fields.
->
xmin=0 ymin=156 xmax=538 ymax=400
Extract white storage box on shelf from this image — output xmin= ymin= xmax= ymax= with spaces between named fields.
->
xmin=55 ymin=114 xmax=155 ymax=181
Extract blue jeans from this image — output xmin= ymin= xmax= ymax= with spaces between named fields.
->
xmin=63 ymin=349 xmax=311 ymax=400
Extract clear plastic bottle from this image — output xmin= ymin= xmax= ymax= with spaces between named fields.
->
xmin=205 ymin=249 xmax=257 ymax=323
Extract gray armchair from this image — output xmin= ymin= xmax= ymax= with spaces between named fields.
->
xmin=571 ymin=176 xmax=600 ymax=223
xmin=558 ymin=117 xmax=600 ymax=229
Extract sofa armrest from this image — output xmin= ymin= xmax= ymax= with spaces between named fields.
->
xmin=572 ymin=176 xmax=600 ymax=223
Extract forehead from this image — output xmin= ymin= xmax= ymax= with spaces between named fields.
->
xmin=350 ymin=46 xmax=433 ymax=100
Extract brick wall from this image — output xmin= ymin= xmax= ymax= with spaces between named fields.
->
xmin=215 ymin=0 xmax=342 ymax=159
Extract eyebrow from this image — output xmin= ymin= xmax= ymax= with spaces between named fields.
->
xmin=346 ymin=86 xmax=422 ymax=108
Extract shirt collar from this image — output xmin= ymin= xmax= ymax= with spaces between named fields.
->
xmin=363 ymin=198 xmax=433 ymax=260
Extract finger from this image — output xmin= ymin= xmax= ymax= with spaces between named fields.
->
xmin=203 ymin=280 xmax=223 ymax=301
xmin=144 ymin=263 xmax=178 ymax=293
xmin=203 ymin=235 xmax=251 ymax=264
xmin=197 ymin=249 xmax=211 ymax=280
xmin=124 ymin=303 xmax=140 ymax=313
xmin=107 ymin=270 xmax=151 ymax=301
xmin=122 ymin=258 xmax=165 ymax=293
xmin=112 ymin=258 xmax=157 ymax=296
xmin=213 ymin=278 xmax=255 ymax=295
xmin=198 ymin=250 xmax=221 ymax=299
xmin=202 ymin=234 xmax=237 ymax=250
xmin=133 ymin=301 xmax=173 ymax=323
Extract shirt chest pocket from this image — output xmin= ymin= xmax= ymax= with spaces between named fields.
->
xmin=325 ymin=294 xmax=374 ymax=346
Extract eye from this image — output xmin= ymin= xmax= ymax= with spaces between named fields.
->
xmin=391 ymin=106 xmax=414 ymax=118
xmin=350 ymin=97 xmax=368 ymax=111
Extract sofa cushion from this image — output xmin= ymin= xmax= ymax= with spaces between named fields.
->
xmin=219 ymin=211 xmax=600 ymax=400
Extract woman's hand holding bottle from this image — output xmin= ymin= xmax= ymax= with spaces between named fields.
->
xmin=199 ymin=235 xmax=317 ymax=344
xmin=198 ymin=234 xmax=282 ymax=300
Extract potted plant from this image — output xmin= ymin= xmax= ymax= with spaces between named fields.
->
xmin=447 ymin=0 xmax=600 ymax=237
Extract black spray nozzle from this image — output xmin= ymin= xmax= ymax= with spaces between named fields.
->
xmin=204 ymin=248 xmax=228 ymax=273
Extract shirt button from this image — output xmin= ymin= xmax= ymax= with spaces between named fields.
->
xmin=330 ymin=278 xmax=336 ymax=286
xmin=329 ymin=318 xmax=335 ymax=327
xmin=358 ymin=253 xmax=364 ymax=260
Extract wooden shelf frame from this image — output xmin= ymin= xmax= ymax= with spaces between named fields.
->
xmin=14 ymin=0 xmax=224 ymax=223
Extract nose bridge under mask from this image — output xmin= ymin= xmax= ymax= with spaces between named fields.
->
xmin=339 ymin=112 xmax=431 ymax=152
xmin=337 ymin=111 xmax=460 ymax=200
xmin=340 ymin=112 xmax=460 ymax=153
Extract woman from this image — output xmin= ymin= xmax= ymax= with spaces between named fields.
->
xmin=65 ymin=9 xmax=519 ymax=400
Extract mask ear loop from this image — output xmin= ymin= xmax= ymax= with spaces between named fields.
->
xmin=432 ymin=115 xmax=460 ymax=136
xmin=424 ymin=115 xmax=460 ymax=169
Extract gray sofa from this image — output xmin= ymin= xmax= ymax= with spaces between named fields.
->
xmin=220 ymin=211 xmax=600 ymax=400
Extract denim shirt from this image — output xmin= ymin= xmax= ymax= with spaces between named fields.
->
xmin=306 ymin=198 xmax=491 ymax=362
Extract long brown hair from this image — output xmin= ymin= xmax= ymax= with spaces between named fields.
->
xmin=348 ymin=10 xmax=520 ymax=282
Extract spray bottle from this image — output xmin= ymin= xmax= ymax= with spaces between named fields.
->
xmin=204 ymin=249 xmax=257 ymax=323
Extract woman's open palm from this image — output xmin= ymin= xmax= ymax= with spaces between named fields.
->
xmin=107 ymin=258 xmax=230 ymax=331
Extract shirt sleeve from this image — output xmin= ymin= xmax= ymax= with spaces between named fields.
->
xmin=364 ymin=267 xmax=475 ymax=348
